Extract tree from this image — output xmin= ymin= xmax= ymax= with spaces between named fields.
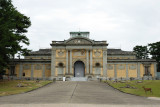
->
xmin=0 ymin=0 xmax=31 ymax=77
xmin=148 ymin=41 xmax=160 ymax=72
xmin=133 ymin=45 xmax=149 ymax=59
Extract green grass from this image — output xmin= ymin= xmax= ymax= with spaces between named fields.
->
xmin=106 ymin=80 xmax=160 ymax=97
xmin=0 ymin=80 xmax=52 ymax=96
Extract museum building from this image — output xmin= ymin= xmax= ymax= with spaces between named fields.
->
xmin=6 ymin=32 xmax=157 ymax=80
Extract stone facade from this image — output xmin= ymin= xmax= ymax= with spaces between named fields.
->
xmin=5 ymin=32 xmax=157 ymax=80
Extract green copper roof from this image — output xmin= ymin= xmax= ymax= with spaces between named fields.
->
xmin=70 ymin=31 xmax=90 ymax=38
xmin=70 ymin=32 xmax=90 ymax=34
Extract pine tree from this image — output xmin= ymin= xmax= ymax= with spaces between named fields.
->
xmin=0 ymin=0 xmax=31 ymax=78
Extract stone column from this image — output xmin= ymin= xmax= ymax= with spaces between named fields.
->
xmin=114 ymin=64 xmax=117 ymax=79
xmin=19 ymin=63 xmax=23 ymax=79
xmin=31 ymin=64 xmax=34 ymax=80
xmin=42 ymin=64 xmax=45 ymax=80
xmin=66 ymin=50 xmax=68 ymax=74
xmin=103 ymin=50 xmax=107 ymax=78
xmin=51 ymin=49 xmax=56 ymax=79
xmin=90 ymin=50 xmax=92 ymax=74
xmin=86 ymin=50 xmax=89 ymax=74
xmin=70 ymin=50 xmax=72 ymax=74
xmin=126 ymin=64 xmax=129 ymax=79
xmin=137 ymin=63 xmax=140 ymax=79
xmin=154 ymin=63 xmax=157 ymax=78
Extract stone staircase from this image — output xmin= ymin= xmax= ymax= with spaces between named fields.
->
xmin=71 ymin=77 xmax=87 ymax=81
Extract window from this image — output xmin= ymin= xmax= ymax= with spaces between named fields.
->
xmin=144 ymin=66 xmax=151 ymax=76
xmin=34 ymin=65 xmax=42 ymax=70
xmin=58 ymin=63 xmax=63 ymax=67
xmin=95 ymin=63 xmax=100 ymax=67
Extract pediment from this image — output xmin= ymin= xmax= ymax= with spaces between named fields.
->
xmin=65 ymin=37 xmax=93 ymax=45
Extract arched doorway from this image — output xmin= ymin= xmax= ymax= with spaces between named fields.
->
xmin=74 ymin=61 xmax=85 ymax=77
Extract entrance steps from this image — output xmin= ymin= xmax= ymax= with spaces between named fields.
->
xmin=71 ymin=77 xmax=87 ymax=81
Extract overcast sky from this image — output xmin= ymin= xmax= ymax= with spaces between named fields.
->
xmin=12 ymin=0 xmax=160 ymax=51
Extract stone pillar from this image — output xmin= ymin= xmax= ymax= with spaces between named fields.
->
xmin=154 ymin=63 xmax=157 ymax=78
xmin=31 ymin=64 xmax=34 ymax=80
xmin=42 ymin=64 xmax=45 ymax=80
xmin=86 ymin=50 xmax=89 ymax=74
xmin=19 ymin=63 xmax=23 ymax=79
xmin=114 ymin=64 xmax=117 ymax=79
xmin=126 ymin=64 xmax=129 ymax=79
xmin=137 ymin=63 xmax=140 ymax=79
xmin=51 ymin=49 xmax=56 ymax=79
xmin=70 ymin=50 xmax=72 ymax=74
xmin=103 ymin=50 xmax=107 ymax=78
xmin=66 ymin=50 xmax=68 ymax=74
xmin=90 ymin=50 xmax=92 ymax=74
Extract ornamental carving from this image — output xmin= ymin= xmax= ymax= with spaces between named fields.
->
xmin=58 ymin=50 xmax=64 ymax=57
xmin=67 ymin=38 xmax=92 ymax=44
xmin=74 ymin=50 xmax=85 ymax=56
xmin=94 ymin=50 xmax=101 ymax=57
xmin=74 ymin=40 xmax=81 ymax=43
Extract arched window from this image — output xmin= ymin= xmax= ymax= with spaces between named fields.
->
xmin=95 ymin=63 xmax=100 ymax=67
xmin=58 ymin=63 xmax=63 ymax=67
xmin=58 ymin=63 xmax=64 ymax=75
xmin=95 ymin=63 xmax=101 ymax=75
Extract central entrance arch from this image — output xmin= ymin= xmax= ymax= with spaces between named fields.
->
xmin=74 ymin=61 xmax=85 ymax=77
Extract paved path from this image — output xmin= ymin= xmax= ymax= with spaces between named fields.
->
xmin=0 ymin=81 xmax=160 ymax=105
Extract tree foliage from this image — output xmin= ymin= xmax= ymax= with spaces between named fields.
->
xmin=133 ymin=41 xmax=160 ymax=72
xmin=148 ymin=41 xmax=160 ymax=72
xmin=133 ymin=45 xmax=148 ymax=59
xmin=0 ymin=0 xmax=31 ymax=75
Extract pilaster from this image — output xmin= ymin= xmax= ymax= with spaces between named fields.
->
xmin=90 ymin=50 xmax=92 ymax=74
xmin=154 ymin=63 xmax=157 ymax=77
xmin=51 ymin=49 xmax=56 ymax=79
xmin=103 ymin=50 xmax=107 ymax=78
xmin=137 ymin=63 xmax=140 ymax=79
xmin=19 ymin=63 xmax=23 ymax=79
xmin=126 ymin=64 xmax=129 ymax=79
xmin=114 ymin=64 xmax=117 ymax=79
xmin=31 ymin=64 xmax=34 ymax=80
xmin=86 ymin=50 xmax=89 ymax=74
xmin=42 ymin=64 xmax=45 ymax=80
xmin=66 ymin=50 xmax=68 ymax=74
xmin=70 ymin=50 xmax=72 ymax=74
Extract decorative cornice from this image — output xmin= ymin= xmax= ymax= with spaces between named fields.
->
xmin=107 ymin=59 xmax=156 ymax=63
xmin=50 ymin=37 xmax=108 ymax=46
xmin=10 ymin=59 xmax=51 ymax=63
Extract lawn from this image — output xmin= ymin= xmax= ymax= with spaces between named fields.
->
xmin=0 ymin=80 xmax=52 ymax=96
xmin=106 ymin=80 xmax=160 ymax=97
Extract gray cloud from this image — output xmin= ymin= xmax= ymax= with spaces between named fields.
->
xmin=12 ymin=0 xmax=160 ymax=51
